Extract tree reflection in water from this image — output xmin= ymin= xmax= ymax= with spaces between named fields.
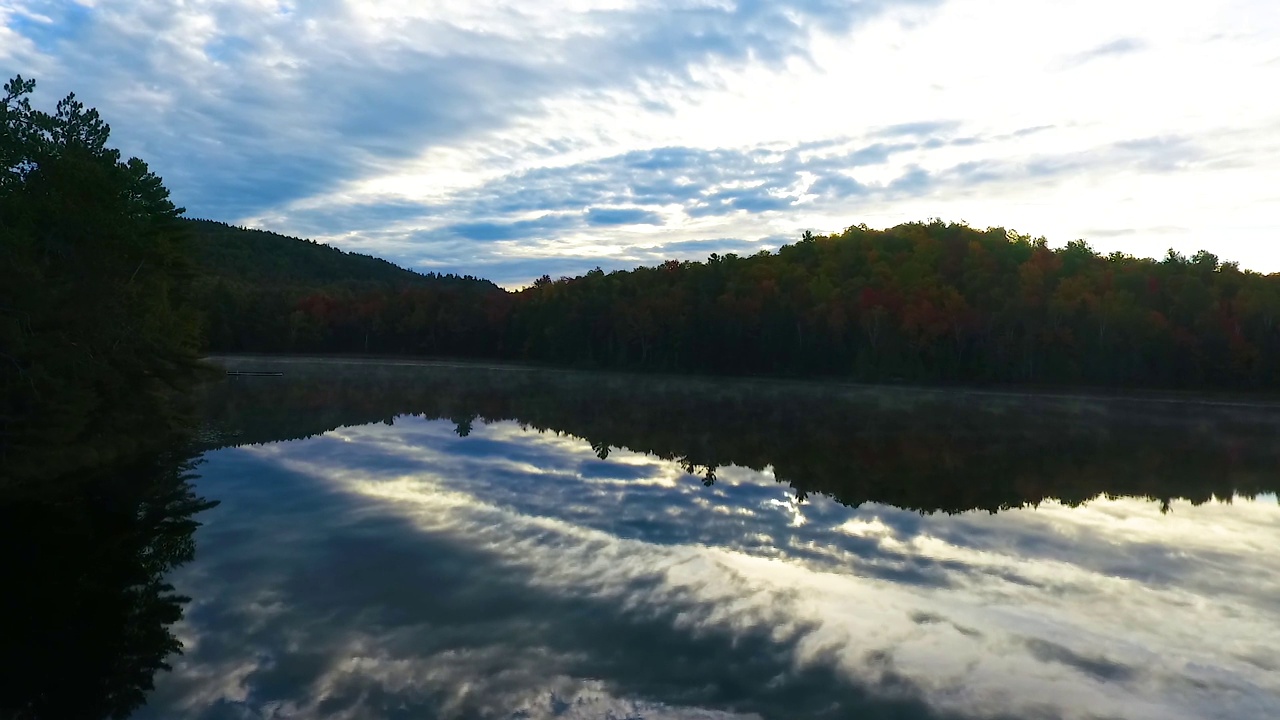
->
xmin=0 ymin=452 xmax=217 ymax=720
xmin=202 ymin=358 xmax=1280 ymax=514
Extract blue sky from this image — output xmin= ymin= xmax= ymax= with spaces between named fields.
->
xmin=3 ymin=0 xmax=1278 ymax=286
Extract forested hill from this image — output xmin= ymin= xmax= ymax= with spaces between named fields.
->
xmin=503 ymin=224 xmax=1280 ymax=388
xmin=205 ymin=218 xmax=1280 ymax=390
xmin=185 ymin=219 xmax=497 ymax=291
xmin=187 ymin=219 xmax=505 ymax=353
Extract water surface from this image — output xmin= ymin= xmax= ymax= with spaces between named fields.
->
xmin=142 ymin=359 xmax=1280 ymax=719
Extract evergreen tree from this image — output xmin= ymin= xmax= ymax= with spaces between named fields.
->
xmin=1 ymin=76 xmax=203 ymax=481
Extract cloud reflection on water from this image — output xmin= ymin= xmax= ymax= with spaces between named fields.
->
xmin=144 ymin=417 xmax=1280 ymax=720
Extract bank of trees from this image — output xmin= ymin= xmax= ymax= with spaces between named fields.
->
xmin=516 ymin=226 xmax=1280 ymax=387
xmin=250 ymin=222 xmax=1280 ymax=389
xmin=199 ymin=279 xmax=509 ymax=357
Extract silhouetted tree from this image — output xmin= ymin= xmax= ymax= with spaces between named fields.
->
xmin=1 ymin=76 xmax=204 ymax=481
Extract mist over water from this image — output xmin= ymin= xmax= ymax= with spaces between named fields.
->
xmin=137 ymin=359 xmax=1280 ymax=719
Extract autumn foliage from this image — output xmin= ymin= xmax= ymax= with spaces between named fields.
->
xmin=224 ymin=220 xmax=1280 ymax=389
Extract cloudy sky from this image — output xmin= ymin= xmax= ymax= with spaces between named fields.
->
xmin=3 ymin=0 xmax=1278 ymax=286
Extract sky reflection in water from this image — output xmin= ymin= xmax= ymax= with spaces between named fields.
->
xmin=142 ymin=414 xmax=1280 ymax=720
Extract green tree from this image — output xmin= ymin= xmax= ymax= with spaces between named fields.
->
xmin=1 ymin=76 xmax=203 ymax=481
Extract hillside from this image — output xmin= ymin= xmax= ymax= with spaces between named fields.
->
xmin=185 ymin=219 xmax=499 ymax=292
xmin=183 ymin=216 xmax=1280 ymax=389
xmin=501 ymin=222 xmax=1280 ymax=387
xmin=207 ymin=219 xmax=1280 ymax=389
xmin=185 ymin=219 xmax=505 ymax=353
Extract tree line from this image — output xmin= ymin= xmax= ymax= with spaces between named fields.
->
xmin=187 ymin=218 xmax=499 ymax=353
xmin=506 ymin=227 xmax=1280 ymax=387
xmin=206 ymin=225 xmax=1280 ymax=390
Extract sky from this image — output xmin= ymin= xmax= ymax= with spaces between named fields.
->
xmin=2 ymin=0 xmax=1278 ymax=287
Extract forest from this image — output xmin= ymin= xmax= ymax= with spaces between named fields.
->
xmin=1 ymin=76 xmax=220 ymax=720
xmin=187 ymin=218 xmax=498 ymax=352
xmin=196 ymin=220 xmax=1280 ymax=391
xmin=505 ymin=228 xmax=1280 ymax=387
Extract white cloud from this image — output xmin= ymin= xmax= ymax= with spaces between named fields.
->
xmin=2 ymin=0 xmax=1278 ymax=282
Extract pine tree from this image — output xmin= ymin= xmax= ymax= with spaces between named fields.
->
xmin=1 ymin=76 xmax=203 ymax=482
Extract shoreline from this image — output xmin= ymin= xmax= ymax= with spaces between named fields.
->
xmin=203 ymin=353 xmax=1280 ymax=411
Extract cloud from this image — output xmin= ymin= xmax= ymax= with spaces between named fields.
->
xmin=0 ymin=0 xmax=941 ymax=222
xmin=195 ymin=199 xmax=438 ymax=239
xmin=4 ymin=0 xmax=1279 ymax=282
xmin=1023 ymin=638 xmax=1140 ymax=683
xmin=1084 ymin=226 xmax=1187 ymax=239
xmin=405 ymin=135 xmax=947 ymax=225
xmin=258 ymin=125 xmax=1227 ymax=286
xmin=642 ymin=237 xmax=782 ymax=258
xmin=1063 ymin=37 xmax=1148 ymax=68
xmin=445 ymin=214 xmax=579 ymax=242
xmin=585 ymin=207 xmax=665 ymax=226
xmin=873 ymin=120 xmax=963 ymax=138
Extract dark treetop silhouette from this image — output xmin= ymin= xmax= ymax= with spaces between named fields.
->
xmin=0 ymin=76 xmax=206 ymax=482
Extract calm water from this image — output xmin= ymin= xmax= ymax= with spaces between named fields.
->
xmin=114 ymin=360 xmax=1280 ymax=717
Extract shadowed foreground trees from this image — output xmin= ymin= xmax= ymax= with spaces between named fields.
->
xmin=0 ymin=78 xmax=218 ymax=715
xmin=0 ymin=76 xmax=205 ymax=481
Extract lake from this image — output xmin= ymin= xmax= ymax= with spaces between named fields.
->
xmin=25 ymin=358 xmax=1280 ymax=719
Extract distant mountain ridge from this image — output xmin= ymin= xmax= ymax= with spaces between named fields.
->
xmin=185 ymin=218 xmax=507 ymax=354
xmin=184 ymin=218 xmax=500 ymax=292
